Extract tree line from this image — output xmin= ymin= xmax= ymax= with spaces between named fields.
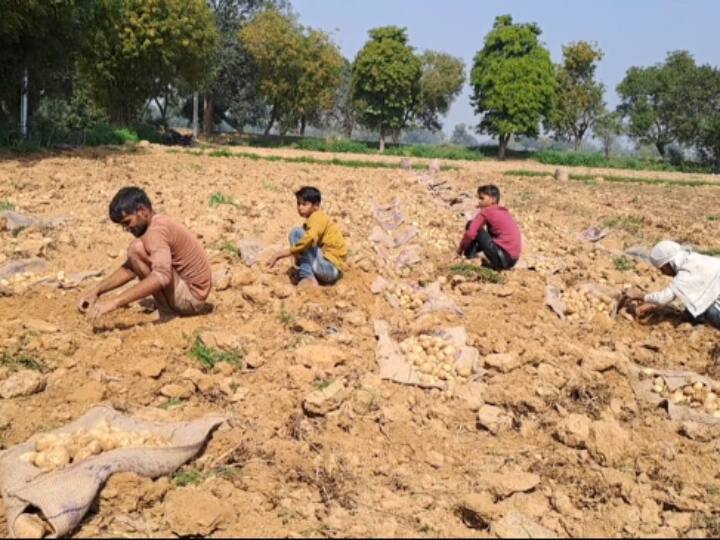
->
xmin=1 ymin=3 xmax=719 ymax=168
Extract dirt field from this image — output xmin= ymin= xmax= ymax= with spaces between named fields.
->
xmin=1 ymin=145 xmax=720 ymax=538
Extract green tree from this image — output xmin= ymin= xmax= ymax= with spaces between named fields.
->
xmin=593 ymin=110 xmax=624 ymax=159
xmin=351 ymin=26 xmax=421 ymax=152
xmin=547 ymin=41 xmax=605 ymax=151
xmin=0 ymin=1 xmax=91 ymax=135
xmin=201 ymin=0 xmax=288 ymax=134
xmin=291 ymin=29 xmax=344 ymax=135
xmin=692 ymin=66 xmax=720 ymax=170
xmin=450 ymin=123 xmax=478 ymax=147
xmin=319 ymin=58 xmax=355 ymax=138
xmin=415 ymin=51 xmax=465 ymax=132
xmin=80 ymin=0 xmax=218 ymax=125
xmin=240 ymin=9 xmax=342 ymax=136
xmin=616 ymin=51 xmax=700 ymax=157
xmin=470 ymin=15 xmax=556 ymax=159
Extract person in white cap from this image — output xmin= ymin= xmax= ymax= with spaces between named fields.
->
xmin=624 ymin=240 xmax=720 ymax=328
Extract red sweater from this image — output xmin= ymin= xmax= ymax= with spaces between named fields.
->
xmin=458 ymin=206 xmax=522 ymax=260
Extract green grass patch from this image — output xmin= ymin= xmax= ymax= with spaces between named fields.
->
xmin=187 ymin=335 xmax=245 ymax=371
xmin=534 ymin=149 xmax=713 ymax=174
xmin=0 ymin=352 xmax=44 ymax=372
xmin=707 ymin=215 xmax=720 ymax=222
xmin=0 ymin=201 xmax=14 ymax=211
xmin=172 ymin=469 xmax=205 ymax=487
xmin=184 ymin=149 xmax=457 ymax=171
xmin=504 ymin=169 xmax=719 ymax=188
xmin=603 ymin=216 xmax=645 ymax=232
xmin=314 ymin=378 xmax=334 ymax=391
xmin=448 ymin=263 xmax=505 ymax=284
xmin=159 ymin=397 xmax=185 ymax=410
xmin=699 ymin=247 xmax=720 ymax=257
xmin=218 ymin=239 xmax=239 ymax=257
xmin=209 ymin=191 xmax=240 ymax=209
xmin=505 ymin=169 xmax=548 ymax=178
xmin=278 ymin=310 xmax=295 ymax=327
xmin=613 ymin=255 xmax=635 ymax=272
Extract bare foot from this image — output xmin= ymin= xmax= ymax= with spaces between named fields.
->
xmin=297 ymin=277 xmax=319 ymax=290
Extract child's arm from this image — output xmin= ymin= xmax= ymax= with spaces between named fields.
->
xmin=267 ymin=248 xmax=293 ymax=268
xmin=457 ymin=212 xmax=486 ymax=255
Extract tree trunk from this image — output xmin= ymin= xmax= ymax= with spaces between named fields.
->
xmin=573 ymin=138 xmax=581 ymax=152
xmin=498 ymin=134 xmax=509 ymax=160
xmin=300 ymin=115 xmax=306 ymax=136
xmin=604 ymin=141 xmax=611 ymax=159
xmin=379 ymin=126 xmax=386 ymax=152
xmin=203 ymin=95 xmax=213 ymax=136
xmin=263 ymin=106 xmax=277 ymax=137
xmin=656 ymin=141 xmax=666 ymax=157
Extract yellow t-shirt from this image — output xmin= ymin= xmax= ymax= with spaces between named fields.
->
xmin=290 ymin=210 xmax=347 ymax=271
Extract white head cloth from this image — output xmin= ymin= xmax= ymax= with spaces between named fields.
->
xmin=649 ymin=240 xmax=720 ymax=317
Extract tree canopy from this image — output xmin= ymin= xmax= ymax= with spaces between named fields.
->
xmin=547 ymin=41 xmax=605 ymax=151
xmin=351 ymin=26 xmax=421 ymax=151
xmin=79 ymin=0 xmax=218 ymax=124
xmin=239 ymin=8 xmax=343 ymax=135
xmin=470 ymin=15 xmax=556 ymax=158
xmin=415 ymin=51 xmax=465 ymax=132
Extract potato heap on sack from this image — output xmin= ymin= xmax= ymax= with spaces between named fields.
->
xmin=563 ymin=288 xmax=613 ymax=322
xmin=0 ymin=271 xmax=36 ymax=291
xmin=645 ymin=371 xmax=720 ymax=417
xmin=19 ymin=420 xmax=171 ymax=472
xmin=388 ymin=282 xmax=426 ymax=311
xmin=399 ymin=334 xmax=471 ymax=387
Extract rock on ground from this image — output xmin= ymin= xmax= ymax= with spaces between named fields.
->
xmin=492 ymin=511 xmax=558 ymax=538
xmin=163 ymin=487 xmax=232 ymax=536
xmin=0 ymin=370 xmax=46 ymax=399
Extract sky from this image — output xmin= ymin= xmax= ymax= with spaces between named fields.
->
xmin=292 ymin=0 xmax=720 ymax=137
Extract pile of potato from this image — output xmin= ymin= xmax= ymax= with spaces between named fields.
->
xmin=0 ymin=271 xmax=36 ymax=291
xmin=400 ymin=334 xmax=470 ymax=387
xmin=649 ymin=375 xmax=720 ymax=417
xmin=20 ymin=420 xmax=170 ymax=471
xmin=564 ymin=288 xmax=613 ymax=322
xmin=388 ymin=283 xmax=427 ymax=311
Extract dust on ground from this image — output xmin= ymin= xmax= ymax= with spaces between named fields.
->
xmin=1 ymin=146 xmax=720 ymax=537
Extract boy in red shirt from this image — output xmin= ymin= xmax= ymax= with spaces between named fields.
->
xmin=457 ymin=184 xmax=521 ymax=270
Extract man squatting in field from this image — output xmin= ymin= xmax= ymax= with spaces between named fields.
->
xmin=624 ymin=240 xmax=720 ymax=329
xmin=457 ymin=184 xmax=522 ymax=270
xmin=78 ymin=186 xmax=212 ymax=320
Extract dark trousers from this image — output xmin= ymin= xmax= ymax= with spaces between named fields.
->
xmin=687 ymin=304 xmax=720 ymax=329
xmin=464 ymin=226 xmax=515 ymax=270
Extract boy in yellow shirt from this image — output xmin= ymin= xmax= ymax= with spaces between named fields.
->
xmin=267 ymin=186 xmax=347 ymax=287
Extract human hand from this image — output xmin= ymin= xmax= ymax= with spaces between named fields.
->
xmin=266 ymin=253 xmax=280 ymax=270
xmin=78 ymin=289 xmax=99 ymax=313
xmin=623 ymin=287 xmax=645 ymax=302
xmin=87 ymin=298 xmax=117 ymax=321
xmin=635 ymin=302 xmax=656 ymax=318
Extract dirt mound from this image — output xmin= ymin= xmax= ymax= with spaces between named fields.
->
xmin=1 ymin=147 xmax=720 ymax=537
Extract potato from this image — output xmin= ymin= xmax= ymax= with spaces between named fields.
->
xmin=20 ymin=451 xmax=38 ymax=465
xmin=652 ymin=384 xmax=664 ymax=394
xmin=35 ymin=434 xmax=58 ymax=452
xmin=671 ymin=390 xmax=685 ymax=404
xmin=33 ymin=452 xmax=51 ymax=470
xmin=13 ymin=513 xmax=48 ymax=539
xmin=45 ymin=446 xmax=70 ymax=468
xmin=98 ymin=435 xmax=117 ymax=452
xmin=457 ymin=366 xmax=472 ymax=378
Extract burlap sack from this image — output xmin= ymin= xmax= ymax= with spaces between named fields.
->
xmin=0 ymin=406 xmax=225 ymax=538
xmin=629 ymin=364 xmax=720 ymax=425
xmin=374 ymin=320 xmax=478 ymax=389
